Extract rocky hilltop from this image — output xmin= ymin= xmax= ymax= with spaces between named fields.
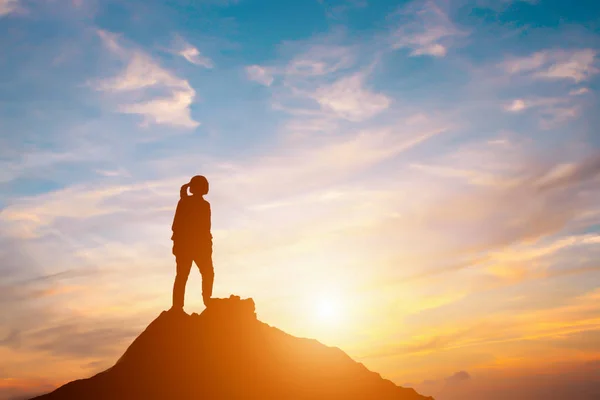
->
xmin=33 ymin=296 xmax=432 ymax=400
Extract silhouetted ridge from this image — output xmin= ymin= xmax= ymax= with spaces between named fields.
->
xmin=32 ymin=295 xmax=432 ymax=400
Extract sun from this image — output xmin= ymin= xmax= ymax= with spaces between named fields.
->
xmin=315 ymin=295 xmax=343 ymax=323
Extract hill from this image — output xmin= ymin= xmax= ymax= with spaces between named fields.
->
xmin=32 ymin=296 xmax=432 ymax=400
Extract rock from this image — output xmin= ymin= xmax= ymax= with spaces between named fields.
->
xmin=196 ymin=295 xmax=257 ymax=321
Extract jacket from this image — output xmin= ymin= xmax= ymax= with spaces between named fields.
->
xmin=171 ymin=195 xmax=212 ymax=248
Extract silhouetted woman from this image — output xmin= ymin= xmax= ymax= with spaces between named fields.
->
xmin=171 ymin=175 xmax=214 ymax=310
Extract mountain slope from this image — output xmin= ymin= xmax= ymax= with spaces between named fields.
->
xmin=33 ymin=296 xmax=432 ymax=400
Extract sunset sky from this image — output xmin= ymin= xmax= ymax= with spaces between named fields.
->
xmin=1 ymin=0 xmax=600 ymax=398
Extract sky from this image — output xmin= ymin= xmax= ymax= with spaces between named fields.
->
xmin=1 ymin=0 xmax=600 ymax=398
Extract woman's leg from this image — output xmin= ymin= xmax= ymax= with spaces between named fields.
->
xmin=195 ymin=246 xmax=214 ymax=306
xmin=172 ymin=253 xmax=193 ymax=310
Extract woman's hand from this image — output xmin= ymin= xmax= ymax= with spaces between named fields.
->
xmin=180 ymin=183 xmax=190 ymax=198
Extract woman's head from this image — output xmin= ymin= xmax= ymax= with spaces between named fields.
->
xmin=189 ymin=175 xmax=209 ymax=195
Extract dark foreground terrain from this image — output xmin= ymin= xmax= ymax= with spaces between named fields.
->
xmin=33 ymin=296 xmax=432 ymax=400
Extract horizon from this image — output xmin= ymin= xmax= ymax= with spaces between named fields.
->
xmin=1 ymin=0 xmax=600 ymax=399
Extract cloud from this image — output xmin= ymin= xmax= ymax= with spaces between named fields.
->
xmin=484 ymin=234 xmax=600 ymax=266
xmin=28 ymin=322 xmax=138 ymax=358
xmin=246 ymin=44 xmax=354 ymax=87
xmin=0 ymin=234 xmax=141 ymax=382
xmin=384 ymin=138 xmax=600 ymax=278
xmin=119 ymin=88 xmax=198 ymax=128
xmin=504 ymin=49 xmax=599 ymax=82
xmin=0 ymin=0 xmax=20 ymax=17
xmin=445 ymin=370 xmax=471 ymax=384
xmin=246 ymin=65 xmax=274 ymax=86
xmin=0 ymin=180 xmax=177 ymax=239
xmin=365 ymin=326 xmax=478 ymax=358
xmin=503 ymin=94 xmax=584 ymax=127
xmin=251 ymin=39 xmax=388 ymax=124
xmin=0 ymin=117 xmax=445 ymax=237
xmin=94 ymin=30 xmax=199 ymax=128
xmin=504 ymin=99 xmax=527 ymax=112
xmin=537 ymin=50 xmax=598 ymax=81
xmin=95 ymin=52 xmax=189 ymax=91
xmin=311 ymin=73 xmax=391 ymax=121
xmin=0 ymin=115 xmax=447 ymax=303
xmin=535 ymin=153 xmax=600 ymax=192
xmin=94 ymin=168 xmax=131 ymax=178
xmin=503 ymin=97 xmax=569 ymax=113
xmin=569 ymin=87 xmax=590 ymax=96
xmin=173 ymin=38 xmax=214 ymax=68
xmin=232 ymin=123 xmax=444 ymax=195
xmin=390 ymin=0 xmax=463 ymax=57
xmin=0 ymin=145 xmax=108 ymax=185
xmin=285 ymin=45 xmax=355 ymax=76
xmin=368 ymin=284 xmax=600 ymax=371
xmin=96 ymin=30 xmax=123 ymax=55
xmin=179 ymin=45 xmax=213 ymax=68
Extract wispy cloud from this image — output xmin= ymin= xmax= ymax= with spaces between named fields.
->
xmin=172 ymin=37 xmax=214 ymax=68
xmin=118 ymin=89 xmax=198 ymax=128
xmin=445 ymin=370 xmax=470 ymax=384
xmin=504 ymin=49 xmax=599 ymax=82
xmin=569 ymin=87 xmax=590 ymax=96
xmin=285 ymin=45 xmax=355 ymax=76
xmin=0 ymin=119 xmax=445 ymax=242
xmin=503 ymin=81 xmax=592 ymax=127
xmin=390 ymin=0 xmax=463 ymax=57
xmin=311 ymin=72 xmax=391 ymax=121
xmin=178 ymin=45 xmax=213 ymax=68
xmin=246 ymin=44 xmax=354 ymax=87
xmin=246 ymin=65 xmax=274 ymax=86
xmin=94 ymin=30 xmax=199 ymax=128
xmin=247 ymin=38 xmax=388 ymax=126
xmin=503 ymin=96 xmax=575 ymax=116
xmin=396 ymin=139 xmax=600 ymax=273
